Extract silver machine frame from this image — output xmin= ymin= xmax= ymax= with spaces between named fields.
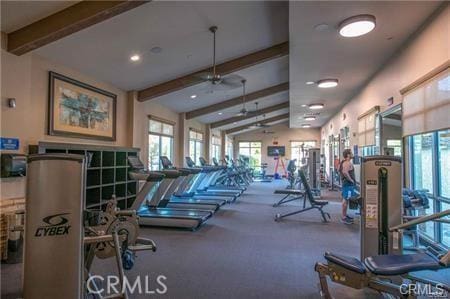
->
xmin=24 ymin=154 xmax=155 ymax=299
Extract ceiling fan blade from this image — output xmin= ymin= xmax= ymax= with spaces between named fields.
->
xmin=220 ymin=74 xmax=245 ymax=88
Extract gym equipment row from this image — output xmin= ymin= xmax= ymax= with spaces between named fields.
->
xmin=127 ymin=155 xmax=253 ymax=230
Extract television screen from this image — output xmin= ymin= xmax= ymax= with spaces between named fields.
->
xmin=268 ymin=146 xmax=285 ymax=157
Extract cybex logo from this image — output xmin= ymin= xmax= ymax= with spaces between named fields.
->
xmin=35 ymin=213 xmax=71 ymax=237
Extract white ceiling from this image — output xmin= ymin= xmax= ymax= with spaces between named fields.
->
xmin=1 ymin=1 xmax=441 ymax=136
xmin=289 ymin=1 xmax=441 ymax=128
xmin=197 ymin=91 xmax=288 ymax=125
xmin=32 ymin=1 xmax=288 ymax=91
xmin=153 ymin=56 xmax=288 ymax=114
xmin=229 ymin=119 xmax=288 ymax=136
xmin=220 ymin=107 xmax=289 ymax=131
xmin=1 ymin=1 xmax=76 ymax=33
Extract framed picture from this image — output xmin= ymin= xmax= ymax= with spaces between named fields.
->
xmin=48 ymin=71 xmax=117 ymax=141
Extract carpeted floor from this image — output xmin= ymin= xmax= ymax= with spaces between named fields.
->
xmin=1 ymin=180 xmax=383 ymax=298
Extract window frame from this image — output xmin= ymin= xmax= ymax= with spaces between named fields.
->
xmin=148 ymin=116 xmax=174 ymax=170
xmin=189 ymin=128 xmax=204 ymax=165
xmin=408 ymin=129 xmax=450 ymax=248
xmin=238 ymin=141 xmax=262 ymax=170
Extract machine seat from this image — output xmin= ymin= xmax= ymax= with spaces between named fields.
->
xmin=364 ymin=252 xmax=442 ymax=276
xmin=274 ymin=189 xmax=304 ymax=195
xmin=313 ymin=199 xmax=329 ymax=206
xmin=324 ymin=252 xmax=366 ymax=274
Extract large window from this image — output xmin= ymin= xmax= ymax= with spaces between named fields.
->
xmin=226 ymin=136 xmax=234 ymax=161
xmin=291 ymin=141 xmax=316 ymax=165
xmin=238 ymin=142 xmax=261 ymax=170
xmin=189 ymin=129 xmax=204 ymax=165
xmin=386 ymin=139 xmax=402 ymax=157
xmin=148 ymin=118 xmax=174 ymax=170
xmin=438 ymin=130 xmax=450 ymax=247
xmin=409 ymin=129 xmax=450 ymax=247
xmin=211 ymin=135 xmax=221 ymax=162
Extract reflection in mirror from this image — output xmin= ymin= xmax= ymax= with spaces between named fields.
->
xmin=380 ymin=105 xmax=402 ymax=156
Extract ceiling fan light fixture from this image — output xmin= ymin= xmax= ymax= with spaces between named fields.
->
xmin=317 ymin=79 xmax=338 ymax=88
xmin=309 ymin=104 xmax=324 ymax=110
xmin=339 ymin=14 xmax=376 ymax=37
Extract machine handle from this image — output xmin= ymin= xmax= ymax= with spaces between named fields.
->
xmin=390 ymin=209 xmax=450 ymax=232
xmin=129 ymin=237 xmax=157 ymax=252
xmin=84 ymin=234 xmax=114 ymax=244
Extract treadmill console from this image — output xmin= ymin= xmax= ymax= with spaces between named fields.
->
xmin=160 ymin=156 xmax=173 ymax=169
xmin=185 ymin=157 xmax=196 ymax=167
xmin=128 ymin=156 xmax=145 ymax=170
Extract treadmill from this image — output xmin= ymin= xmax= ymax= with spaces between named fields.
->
xmin=185 ymin=157 xmax=241 ymax=199
xmin=159 ymin=156 xmax=228 ymax=207
xmin=128 ymin=156 xmax=212 ymax=230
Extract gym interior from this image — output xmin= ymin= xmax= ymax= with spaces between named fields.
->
xmin=0 ymin=1 xmax=449 ymax=298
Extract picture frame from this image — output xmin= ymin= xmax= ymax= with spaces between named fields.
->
xmin=48 ymin=71 xmax=117 ymax=141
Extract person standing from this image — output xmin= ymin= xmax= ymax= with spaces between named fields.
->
xmin=339 ymin=149 xmax=357 ymax=224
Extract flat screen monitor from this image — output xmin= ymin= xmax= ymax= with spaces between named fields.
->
xmin=268 ymin=146 xmax=285 ymax=157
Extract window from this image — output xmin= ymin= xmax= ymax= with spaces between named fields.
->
xmin=408 ymin=129 xmax=450 ymax=247
xmin=226 ymin=136 xmax=234 ymax=160
xmin=386 ymin=139 xmax=402 ymax=157
xmin=360 ymin=145 xmax=376 ymax=157
xmin=189 ymin=129 xmax=204 ymax=165
xmin=148 ymin=118 xmax=174 ymax=170
xmin=238 ymin=142 xmax=261 ymax=170
xmin=211 ymin=135 xmax=221 ymax=162
xmin=291 ymin=141 xmax=316 ymax=165
xmin=438 ymin=130 xmax=450 ymax=199
xmin=412 ymin=133 xmax=434 ymax=192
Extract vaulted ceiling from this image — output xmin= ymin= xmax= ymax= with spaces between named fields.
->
xmin=1 ymin=1 xmax=442 ymax=135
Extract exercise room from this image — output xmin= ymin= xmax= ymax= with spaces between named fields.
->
xmin=1 ymin=1 xmax=449 ymax=298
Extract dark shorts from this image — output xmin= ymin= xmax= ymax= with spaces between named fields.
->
xmin=342 ymin=185 xmax=357 ymax=200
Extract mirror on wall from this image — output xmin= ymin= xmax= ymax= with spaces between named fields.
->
xmin=379 ymin=104 xmax=402 ymax=157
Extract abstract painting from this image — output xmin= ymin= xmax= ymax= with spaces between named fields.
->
xmin=48 ymin=72 xmax=116 ymax=141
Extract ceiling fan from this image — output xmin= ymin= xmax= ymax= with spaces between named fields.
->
xmin=236 ymin=79 xmax=249 ymax=116
xmin=197 ymin=26 xmax=245 ymax=92
xmin=248 ymin=103 xmax=270 ymax=129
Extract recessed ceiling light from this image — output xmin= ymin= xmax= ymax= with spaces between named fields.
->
xmin=130 ymin=54 xmax=140 ymax=62
xmin=317 ymin=79 xmax=338 ymax=88
xmin=301 ymin=124 xmax=311 ymax=128
xmin=218 ymin=112 xmax=223 ymax=115
xmin=301 ymin=104 xmax=307 ymax=107
xmin=309 ymin=104 xmax=324 ymax=110
xmin=339 ymin=14 xmax=376 ymax=38
xmin=233 ymin=122 xmax=237 ymax=124
xmin=190 ymin=94 xmax=197 ymax=99
xmin=150 ymin=46 xmax=162 ymax=54
xmin=304 ymin=116 xmax=316 ymax=121
xmin=306 ymin=81 xmax=315 ymax=85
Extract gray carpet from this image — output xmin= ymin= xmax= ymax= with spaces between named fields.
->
xmin=1 ymin=180 xmax=382 ymax=298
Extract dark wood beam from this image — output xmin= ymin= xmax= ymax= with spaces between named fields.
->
xmin=138 ymin=42 xmax=289 ymax=101
xmin=225 ymin=113 xmax=289 ymax=135
xmin=210 ymin=101 xmax=289 ymax=129
xmin=7 ymin=1 xmax=149 ymax=55
xmin=186 ymin=82 xmax=288 ymax=120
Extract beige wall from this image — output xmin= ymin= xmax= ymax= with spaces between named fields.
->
xmin=233 ymin=123 xmax=321 ymax=174
xmin=321 ymin=5 xmax=450 ymax=175
xmin=1 ymin=50 xmax=130 ymax=200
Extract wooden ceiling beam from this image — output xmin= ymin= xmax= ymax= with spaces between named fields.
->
xmin=7 ymin=1 xmax=149 ymax=56
xmin=225 ymin=113 xmax=289 ymax=135
xmin=210 ymin=101 xmax=289 ymax=129
xmin=138 ymin=41 xmax=289 ymax=101
xmin=186 ymin=82 xmax=288 ymax=119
